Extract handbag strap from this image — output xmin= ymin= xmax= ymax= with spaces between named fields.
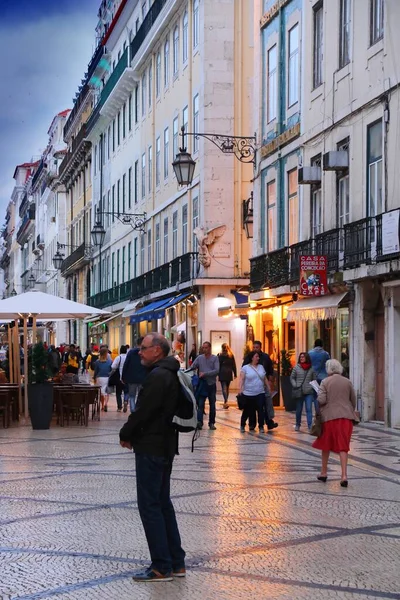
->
xmin=249 ymin=365 xmax=265 ymax=384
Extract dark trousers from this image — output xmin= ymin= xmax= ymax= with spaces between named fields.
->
xmin=116 ymin=382 xmax=128 ymax=409
xmin=241 ymin=393 xmax=265 ymax=429
xmin=135 ymin=453 xmax=185 ymax=574
xmin=220 ymin=381 xmax=230 ymax=403
xmin=196 ymin=382 xmax=217 ymax=426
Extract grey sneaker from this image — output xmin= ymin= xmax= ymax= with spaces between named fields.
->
xmin=259 ymin=427 xmax=265 ymax=433
xmin=240 ymin=426 xmax=245 ymax=432
xmin=294 ymin=425 xmax=300 ymax=431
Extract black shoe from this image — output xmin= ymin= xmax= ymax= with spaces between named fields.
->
xmin=209 ymin=424 xmax=216 ymax=430
xmin=132 ymin=568 xmax=173 ymax=582
xmin=317 ymin=475 xmax=328 ymax=482
xmin=123 ymin=403 xmax=128 ymax=413
xmin=340 ymin=480 xmax=348 ymax=487
xmin=267 ymin=421 xmax=278 ymax=430
xmin=104 ymin=405 xmax=108 ymax=412
xmin=197 ymin=422 xmax=203 ymax=430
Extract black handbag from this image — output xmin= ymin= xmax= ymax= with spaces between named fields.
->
xmin=236 ymin=393 xmax=246 ymax=410
xmin=108 ymin=358 xmax=121 ymax=387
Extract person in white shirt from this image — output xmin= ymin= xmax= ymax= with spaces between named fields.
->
xmin=111 ymin=345 xmax=128 ymax=412
xmin=239 ymin=351 xmax=270 ymax=433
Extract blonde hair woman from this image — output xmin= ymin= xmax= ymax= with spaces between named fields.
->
xmin=94 ymin=347 xmax=113 ymax=412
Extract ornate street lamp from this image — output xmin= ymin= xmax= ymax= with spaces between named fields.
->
xmin=172 ymin=126 xmax=257 ymax=187
xmin=52 ymin=250 xmax=64 ymax=270
xmin=242 ymin=191 xmax=254 ymax=239
xmin=10 ymin=288 xmax=17 ymax=297
xmin=91 ymin=219 xmax=106 ymax=247
xmin=90 ymin=208 xmax=147 ymax=247
xmin=28 ymin=271 xmax=36 ymax=289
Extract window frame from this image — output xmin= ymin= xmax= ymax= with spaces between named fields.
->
xmin=267 ymin=45 xmax=277 ymax=123
xmin=288 ymin=24 xmax=299 ymax=107
xmin=370 ymin=0 xmax=384 ymax=46
xmin=313 ymin=2 xmax=324 ymax=89
xmin=339 ymin=0 xmax=351 ymax=69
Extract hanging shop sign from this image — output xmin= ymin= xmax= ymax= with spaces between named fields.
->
xmin=382 ymin=209 xmax=400 ymax=255
xmin=300 ymin=255 xmax=328 ymax=296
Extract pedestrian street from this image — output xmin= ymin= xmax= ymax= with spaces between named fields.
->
xmin=0 ymin=404 xmax=399 ymax=600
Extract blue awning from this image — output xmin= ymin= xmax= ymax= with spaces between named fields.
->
xmin=130 ymin=293 xmax=191 ymax=324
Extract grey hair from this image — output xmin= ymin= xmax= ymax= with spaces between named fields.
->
xmin=146 ymin=332 xmax=170 ymax=357
xmin=326 ymin=359 xmax=343 ymax=375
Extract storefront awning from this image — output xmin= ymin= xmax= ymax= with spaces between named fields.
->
xmin=122 ymin=300 xmax=142 ymax=318
xmin=91 ymin=311 xmax=124 ymax=330
xmin=286 ymin=292 xmax=348 ymax=322
xmin=171 ymin=321 xmax=186 ymax=333
xmin=130 ymin=293 xmax=191 ymax=324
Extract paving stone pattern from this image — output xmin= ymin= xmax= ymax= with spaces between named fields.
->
xmin=0 ymin=402 xmax=399 ymax=600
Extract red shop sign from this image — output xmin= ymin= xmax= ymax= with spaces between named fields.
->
xmin=300 ymin=255 xmax=328 ymax=296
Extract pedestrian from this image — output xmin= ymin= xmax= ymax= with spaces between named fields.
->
xmin=239 ymin=350 xmax=270 ymax=433
xmin=190 ymin=341 xmax=219 ymax=430
xmin=290 ymin=352 xmax=318 ymax=432
xmin=64 ymin=344 xmax=79 ymax=375
xmin=48 ymin=345 xmax=61 ymax=376
xmin=85 ymin=344 xmax=100 ymax=376
xmin=308 ymin=338 xmax=330 ymax=383
xmin=94 ymin=347 xmax=112 ymax=411
xmin=121 ymin=337 xmax=148 ymax=412
xmin=111 ymin=345 xmax=128 ymax=412
xmin=312 ymin=359 xmax=357 ymax=487
xmin=119 ymin=333 xmax=186 ymax=582
xmin=188 ymin=343 xmax=197 ymax=366
xmin=218 ymin=343 xmax=237 ymax=409
xmin=242 ymin=340 xmax=278 ymax=430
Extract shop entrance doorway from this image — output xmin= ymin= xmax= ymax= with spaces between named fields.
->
xmin=375 ymin=297 xmax=385 ymax=421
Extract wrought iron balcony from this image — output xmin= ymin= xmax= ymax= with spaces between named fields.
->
xmin=19 ymin=193 xmax=28 ymax=218
xmin=31 ymin=160 xmax=45 ymax=190
xmin=88 ymin=252 xmax=198 ymax=309
xmin=59 ymin=125 xmax=90 ymax=180
xmin=60 ymin=243 xmax=90 ymax=275
xmin=315 ymin=228 xmax=340 ymax=272
xmin=343 ymin=217 xmax=373 ymax=269
xmin=289 ymin=240 xmax=313 ymax=284
xmin=376 ymin=210 xmax=400 ymax=262
xmin=130 ymin=0 xmax=168 ymax=63
xmin=250 ymin=248 xmax=290 ymax=291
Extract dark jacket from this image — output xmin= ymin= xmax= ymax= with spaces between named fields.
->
xmin=119 ymin=356 xmax=180 ymax=458
xmin=121 ymin=347 xmax=148 ymax=384
xmin=243 ymin=351 xmax=274 ymax=379
xmin=218 ymin=353 xmax=237 ymax=382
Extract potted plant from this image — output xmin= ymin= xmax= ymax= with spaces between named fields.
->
xmin=279 ymin=349 xmax=296 ymax=412
xmin=28 ymin=342 xmax=54 ymax=429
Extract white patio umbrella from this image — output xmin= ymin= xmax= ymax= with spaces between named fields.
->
xmin=0 ymin=291 xmax=110 ymax=419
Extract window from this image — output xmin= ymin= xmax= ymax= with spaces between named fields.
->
xmin=122 ymin=102 xmax=126 ymax=138
xmin=122 ymin=246 xmax=126 ymax=283
xmin=135 ymin=18 xmax=140 ymax=33
xmin=182 ymin=10 xmax=188 ymax=62
xmin=164 ymin=217 xmax=169 ymax=262
xmin=192 ymin=196 xmax=199 ymax=250
xmin=156 ymin=136 xmax=161 ymax=186
xmin=141 ymin=72 xmax=147 ymax=116
xmin=147 ymin=228 xmax=152 ymax=269
xmin=172 ymin=210 xmax=178 ymax=257
xmin=367 ymin=120 xmax=383 ymax=217
xmin=164 ymin=38 xmax=170 ymax=87
xmin=133 ymin=238 xmax=137 ymax=278
xmin=141 ymin=0 xmax=147 ymax=19
xmin=94 ymin=145 xmax=97 ymax=175
xmin=173 ymin=117 xmax=179 ymax=160
xmin=112 ymin=184 xmax=115 ymax=222
xmin=128 ymin=167 xmax=132 ymax=209
xmin=338 ymin=174 xmax=349 ymax=228
xmin=370 ymin=0 xmax=384 ymax=45
xmin=182 ymin=204 xmax=188 ymax=253
xmin=140 ymin=234 xmax=145 ymax=274
xmin=141 ymin=153 xmax=146 ymax=199
xmin=312 ymin=188 xmax=322 ymax=238
xmin=339 ymin=0 xmax=351 ymax=68
xmin=288 ymin=24 xmax=299 ymax=106
xmin=134 ymin=160 xmax=139 ymax=204
xmin=112 ymin=119 xmax=115 ymax=151
xmin=287 ymin=170 xmax=298 ymax=246
xmin=156 ymin=52 xmax=161 ymax=97
xmin=193 ymin=0 xmax=199 ymax=48
xmin=122 ymin=173 xmax=126 ymax=212
xmin=173 ymin=26 xmax=179 ymax=75
xmin=193 ymin=94 xmax=199 ymax=152
xmin=106 ymin=190 xmax=111 ymax=227
xmin=266 ymin=181 xmax=276 ymax=252
xmin=117 ymin=179 xmax=120 ymax=214
xmin=313 ymin=3 xmax=323 ymax=89
xmin=155 ymin=223 xmax=161 ymax=267
xmin=116 ymin=249 xmax=120 ymax=285
xmin=164 ymin=128 xmax=169 ymax=179
xmin=182 ymin=105 xmax=188 ymax=135
xmin=117 ymin=111 xmax=121 ymax=145
xmin=128 ymin=94 xmax=132 ymax=130
xmin=134 ymin=84 xmax=139 ymax=123
xmin=128 ymin=241 xmax=132 ymax=280
xmin=111 ymin=252 xmax=115 ymax=287
xmin=267 ymin=45 xmax=277 ymax=122
xmin=107 ymin=125 xmax=111 ymax=159
xmin=148 ymin=63 xmax=152 ymax=108
xmin=148 ymin=145 xmax=152 ymax=193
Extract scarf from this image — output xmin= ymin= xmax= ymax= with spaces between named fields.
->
xmin=300 ymin=362 xmax=311 ymax=370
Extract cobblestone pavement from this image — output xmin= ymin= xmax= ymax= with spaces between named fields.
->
xmin=0 ymin=399 xmax=399 ymax=600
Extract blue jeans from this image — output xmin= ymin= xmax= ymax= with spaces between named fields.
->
xmin=128 ymin=383 xmax=141 ymax=412
xmin=196 ymin=382 xmax=217 ymax=426
xmin=296 ymin=394 xmax=317 ymax=428
xmin=135 ymin=453 xmax=185 ymax=574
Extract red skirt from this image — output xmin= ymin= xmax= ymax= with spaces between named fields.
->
xmin=312 ymin=418 xmax=353 ymax=453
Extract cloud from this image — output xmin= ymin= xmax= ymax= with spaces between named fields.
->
xmin=0 ymin=7 xmax=98 ymax=217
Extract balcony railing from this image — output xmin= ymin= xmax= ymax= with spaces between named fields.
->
xmin=88 ymin=252 xmax=198 ymax=309
xmin=19 ymin=193 xmax=28 ymax=218
xmin=31 ymin=160 xmax=45 ymax=190
xmin=315 ymin=228 xmax=340 ymax=272
xmin=130 ymin=0 xmax=168 ymax=63
xmin=60 ymin=244 xmax=89 ymax=274
xmin=376 ymin=210 xmax=400 ymax=262
xmin=59 ymin=124 xmax=89 ymax=179
xmin=250 ymin=248 xmax=290 ymax=291
xmin=289 ymin=240 xmax=313 ymax=284
xmin=343 ymin=217 xmax=373 ymax=269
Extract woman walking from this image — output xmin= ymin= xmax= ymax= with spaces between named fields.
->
xmin=290 ymin=352 xmax=317 ymax=432
xmin=239 ymin=351 xmax=270 ymax=433
xmin=218 ymin=343 xmax=237 ymax=409
xmin=313 ymin=359 xmax=357 ymax=487
xmin=94 ymin=347 xmax=113 ymax=412
xmin=111 ymin=345 xmax=128 ymax=412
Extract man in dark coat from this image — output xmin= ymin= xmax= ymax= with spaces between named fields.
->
xmin=120 ymin=333 xmax=185 ymax=583
xmin=121 ymin=337 xmax=148 ymax=412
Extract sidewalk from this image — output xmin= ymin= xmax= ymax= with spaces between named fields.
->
xmin=0 ymin=402 xmax=399 ymax=599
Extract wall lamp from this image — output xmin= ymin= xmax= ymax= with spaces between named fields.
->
xmin=52 ymin=241 xmax=91 ymax=270
xmin=90 ymin=207 xmax=147 ymax=247
xmin=242 ymin=191 xmax=254 ymax=239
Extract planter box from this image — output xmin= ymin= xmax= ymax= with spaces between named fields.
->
xmin=28 ymin=383 xmax=54 ymax=430
xmin=280 ymin=375 xmax=296 ymax=412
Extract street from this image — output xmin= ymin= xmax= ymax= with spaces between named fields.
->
xmin=0 ymin=402 xmax=399 ymax=600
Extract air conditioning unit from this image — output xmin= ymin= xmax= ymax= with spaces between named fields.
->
xmin=298 ymin=166 xmax=322 ymax=185
xmin=323 ymin=151 xmax=349 ymax=171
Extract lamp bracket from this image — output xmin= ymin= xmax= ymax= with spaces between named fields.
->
xmin=95 ymin=208 xmax=147 ymax=233
xmin=179 ymin=126 xmax=256 ymax=165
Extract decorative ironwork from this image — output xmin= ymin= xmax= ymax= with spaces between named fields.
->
xmin=343 ymin=217 xmax=373 ymax=269
xmin=180 ymin=126 xmax=256 ymax=165
xmin=60 ymin=243 xmax=91 ymax=274
xmin=315 ymin=228 xmax=340 ymax=272
xmin=289 ymin=240 xmax=313 ymax=284
xmin=250 ymin=248 xmax=290 ymax=291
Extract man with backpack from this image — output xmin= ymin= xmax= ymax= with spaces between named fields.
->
xmin=119 ymin=333 xmax=186 ymax=583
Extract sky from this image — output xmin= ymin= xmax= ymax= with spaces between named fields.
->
xmin=0 ymin=0 xmax=101 ymax=219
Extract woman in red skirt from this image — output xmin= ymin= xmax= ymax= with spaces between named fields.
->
xmin=313 ymin=359 xmax=357 ymax=487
